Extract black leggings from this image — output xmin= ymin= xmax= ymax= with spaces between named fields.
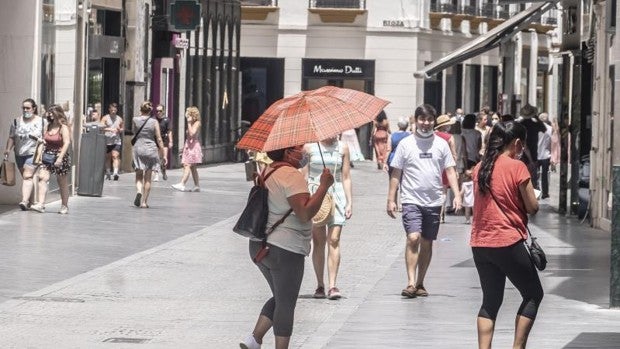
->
xmin=472 ymin=242 xmax=544 ymax=320
xmin=249 ymin=241 xmax=305 ymax=337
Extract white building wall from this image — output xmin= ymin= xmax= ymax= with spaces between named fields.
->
xmin=0 ymin=0 xmax=38 ymax=203
xmin=54 ymin=0 xmax=77 ymax=105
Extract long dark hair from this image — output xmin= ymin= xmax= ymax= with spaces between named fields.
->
xmin=477 ymin=121 xmax=526 ymax=194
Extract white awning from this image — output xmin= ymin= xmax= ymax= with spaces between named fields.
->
xmin=414 ymin=1 xmax=557 ymax=79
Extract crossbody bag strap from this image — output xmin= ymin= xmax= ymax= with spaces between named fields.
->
xmin=134 ymin=118 xmax=150 ymax=138
xmin=261 ymin=163 xmax=294 ymax=239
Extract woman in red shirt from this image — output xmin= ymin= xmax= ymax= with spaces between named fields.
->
xmin=471 ymin=121 xmax=542 ymax=349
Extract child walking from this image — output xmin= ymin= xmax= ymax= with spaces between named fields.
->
xmin=460 ymin=169 xmax=474 ymax=224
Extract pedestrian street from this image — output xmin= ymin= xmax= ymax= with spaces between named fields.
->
xmin=0 ymin=161 xmax=618 ymax=348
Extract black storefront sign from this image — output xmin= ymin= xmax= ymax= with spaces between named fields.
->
xmin=302 ymin=59 xmax=374 ymax=79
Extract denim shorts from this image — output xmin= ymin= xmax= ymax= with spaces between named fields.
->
xmin=401 ymin=204 xmax=442 ymax=240
xmin=15 ymin=154 xmax=34 ymax=169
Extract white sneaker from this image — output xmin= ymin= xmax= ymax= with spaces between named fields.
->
xmin=171 ymin=183 xmax=186 ymax=192
xmin=59 ymin=205 xmax=69 ymax=215
xmin=191 ymin=186 xmax=201 ymax=192
xmin=239 ymin=334 xmax=261 ymax=349
xmin=30 ymin=203 xmax=45 ymax=213
xmin=153 ymin=172 xmax=160 ymax=182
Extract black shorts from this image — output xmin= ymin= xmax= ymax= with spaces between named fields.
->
xmin=106 ymin=144 xmax=121 ymax=153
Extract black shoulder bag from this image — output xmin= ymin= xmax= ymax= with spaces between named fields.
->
xmin=233 ymin=164 xmax=293 ymax=263
xmin=488 ymin=189 xmax=547 ymax=271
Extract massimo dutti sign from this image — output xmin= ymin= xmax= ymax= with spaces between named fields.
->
xmin=302 ymin=59 xmax=374 ymax=78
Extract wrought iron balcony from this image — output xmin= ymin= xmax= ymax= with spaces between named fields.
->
xmin=241 ymin=0 xmax=277 ymax=6
xmin=308 ymin=0 xmax=367 ymax=23
xmin=478 ymin=3 xmax=495 ymax=18
xmin=309 ymin=0 xmax=365 ymax=9
xmin=458 ymin=5 xmax=476 ymax=17
xmin=430 ymin=2 xmax=456 ymax=13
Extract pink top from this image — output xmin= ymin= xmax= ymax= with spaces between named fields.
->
xmin=44 ymin=130 xmax=63 ymax=151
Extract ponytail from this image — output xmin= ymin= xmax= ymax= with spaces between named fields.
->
xmin=477 ymin=121 xmax=526 ymax=194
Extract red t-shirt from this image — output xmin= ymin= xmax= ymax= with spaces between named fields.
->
xmin=470 ymin=154 xmax=530 ymax=247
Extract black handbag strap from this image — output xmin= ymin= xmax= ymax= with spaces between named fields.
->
xmin=133 ymin=117 xmax=150 ymax=141
xmin=487 ymin=188 xmax=534 ymax=239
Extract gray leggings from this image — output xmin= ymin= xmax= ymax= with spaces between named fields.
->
xmin=249 ymin=241 xmax=305 ymax=337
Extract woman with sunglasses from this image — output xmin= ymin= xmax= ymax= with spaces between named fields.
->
xmin=3 ymin=98 xmax=46 ymax=210
xmin=31 ymin=105 xmax=71 ymax=214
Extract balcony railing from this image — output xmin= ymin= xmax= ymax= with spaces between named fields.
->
xmin=309 ymin=0 xmax=365 ymax=9
xmin=430 ymin=2 xmax=456 ymax=13
xmin=459 ymin=5 xmax=476 ymax=16
xmin=241 ymin=0 xmax=277 ymax=6
xmin=478 ymin=3 xmax=494 ymax=18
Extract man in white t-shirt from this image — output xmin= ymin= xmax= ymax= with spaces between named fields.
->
xmin=387 ymin=104 xmax=462 ymax=298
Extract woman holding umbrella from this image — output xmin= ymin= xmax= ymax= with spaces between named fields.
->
xmin=236 ymin=86 xmax=388 ymax=349
xmin=242 ymin=145 xmax=334 ymax=349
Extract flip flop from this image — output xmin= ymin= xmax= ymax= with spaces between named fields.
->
xmin=134 ymin=193 xmax=142 ymax=207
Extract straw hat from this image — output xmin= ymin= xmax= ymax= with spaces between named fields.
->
xmin=434 ymin=114 xmax=456 ymax=130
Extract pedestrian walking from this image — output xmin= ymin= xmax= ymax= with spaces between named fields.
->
xmin=471 ymin=121 xmax=543 ymax=349
xmin=171 ymin=106 xmax=203 ymax=192
xmin=101 ymin=103 xmax=123 ymax=181
xmin=305 ymin=136 xmax=352 ymax=301
xmin=386 ymin=104 xmax=462 ymax=298
xmin=537 ymin=112 xmax=552 ymax=199
xmin=434 ymin=114 xmax=457 ymax=223
xmin=386 ymin=117 xmax=411 ymax=175
xmin=371 ymin=111 xmax=390 ymax=170
xmin=154 ymin=104 xmax=172 ymax=181
xmin=462 ymin=114 xmax=482 ymax=168
xmin=31 ymin=105 xmax=71 ymax=214
xmin=132 ymin=101 xmax=166 ymax=208
xmin=476 ymin=111 xmax=491 ymax=157
xmin=460 ymin=169 xmax=474 ymax=224
xmin=339 ymin=128 xmax=365 ymax=167
xmin=3 ymin=98 xmax=46 ymax=210
xmin=516 ymin=104 xmax=546 ymax=189
xmin=241 ymin=145 xmax=333 ymax=349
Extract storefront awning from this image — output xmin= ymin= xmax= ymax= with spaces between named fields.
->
xmin=414 ymin=1 xmax=557 ymax=79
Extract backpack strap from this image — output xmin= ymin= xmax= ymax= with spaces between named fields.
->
xmin=260 ymin=162 xmax=294 ymax=243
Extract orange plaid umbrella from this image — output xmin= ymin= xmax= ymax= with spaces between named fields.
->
xmin=237 ymin=86 xmax=389 ymax=152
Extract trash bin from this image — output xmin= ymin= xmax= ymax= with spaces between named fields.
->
xmin=77 ymin=124 xmax=106 ymax=196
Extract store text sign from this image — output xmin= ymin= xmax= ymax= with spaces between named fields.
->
xmin=303 ymin=59 xmax=374 ymax=78
xmin=313 ymin=65 xmax=363 ymax=75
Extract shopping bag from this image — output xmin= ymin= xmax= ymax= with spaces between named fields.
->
xmin=1 ymin=160 xmax=16 ymax=186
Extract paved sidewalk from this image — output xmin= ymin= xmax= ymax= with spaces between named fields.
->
xmin=0 ymin=161 xmax=618 ymax=348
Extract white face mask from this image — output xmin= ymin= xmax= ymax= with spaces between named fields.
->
xmin=23 ymin=111 xmax=33 ymax=119
xmin=491 ymin=119 xmax=499 ymax=125
xmin=416 ymin=129 xmax=434 ymax=138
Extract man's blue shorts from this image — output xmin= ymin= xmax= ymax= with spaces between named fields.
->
xmin=402 ymin=204 xmax=442 ymax=240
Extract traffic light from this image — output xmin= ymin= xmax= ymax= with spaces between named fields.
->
xmin=169 ymin=0 xmax=202 ymax=32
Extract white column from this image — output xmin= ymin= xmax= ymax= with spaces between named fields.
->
xmin=514 ymin=32 xmax=522 ymax=105
xmin=529 ymin=30 xmax=538 ymax=106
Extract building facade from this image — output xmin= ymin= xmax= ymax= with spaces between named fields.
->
xmin=238 ymin=0 xmax=557 ymax=158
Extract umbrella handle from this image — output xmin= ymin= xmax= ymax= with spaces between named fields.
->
xmin=317 ymin=142 xmax=326 ymax=168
